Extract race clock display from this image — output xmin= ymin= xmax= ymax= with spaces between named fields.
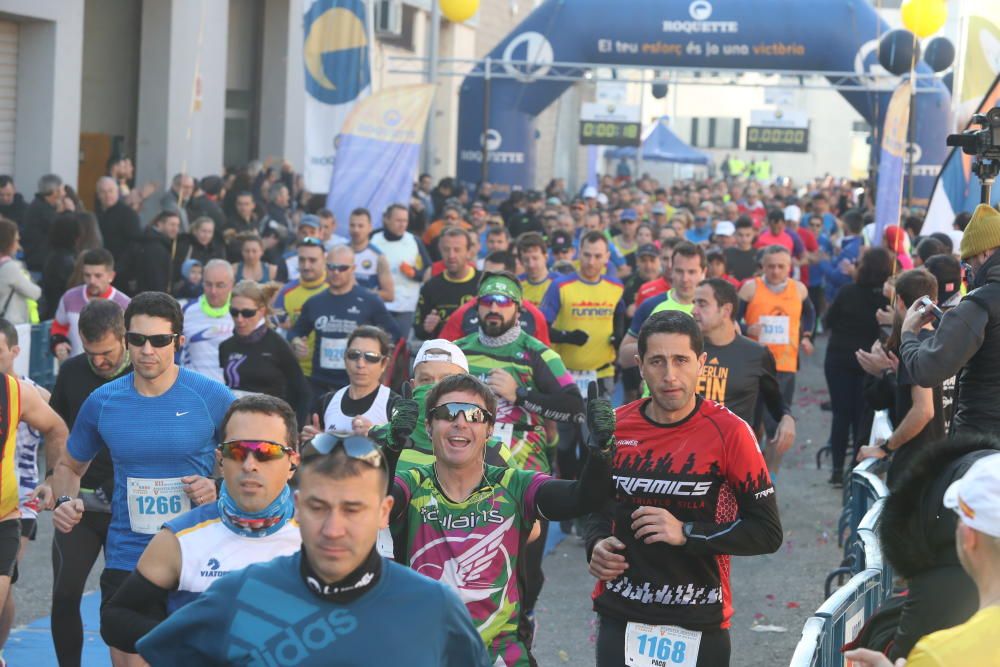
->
xmin=579 ymin=120 xmax=642 ymax=147
xmin=745 ymin=126 xmax=809 ymax=153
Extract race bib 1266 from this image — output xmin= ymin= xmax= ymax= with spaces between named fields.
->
xmin=126 ymin=476 xmax=192 ymax=535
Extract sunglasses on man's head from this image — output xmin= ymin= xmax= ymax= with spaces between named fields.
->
xmin=229 ymin=307 xmax=258 ymax=319
xmin=346 ymin=349 xmax=384 ymax=363
xmin=302 ymin=433 xmax=386 ymax=470
xmin=428 ymin=401 xmax=494 ymax=424
xmin=299 ymin=236 xmax=324 ymax=247
xmin=219 ymin=439 xmax=296 ymax=463
xmin=125 ymin=332 xmax=178 ymax=348
xmin=327 ymin=263 xmax=352 ymax=273
xmin=479 ymin=294 xmax=515 ymax=308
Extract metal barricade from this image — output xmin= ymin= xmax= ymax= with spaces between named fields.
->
xmin=28 ymin=320 xmax=56 ymax=389
xmin=829 ymin=460 xmax=889 ymax=595
xmin=812 ymin=569 xmax=883 ymax=667
xmin=789 ymin=616 xmax=826 ymax=667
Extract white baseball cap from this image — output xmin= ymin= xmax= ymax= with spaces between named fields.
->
xmin=412 ymin=339 xmax=469 ymax=373
xmin=714 ymin=221 xmax=735 ymax=237
xmin=944 ymin=452 xmax=1000 ymax=538
xmin=582 ymin=185 xmax=598 ymax=199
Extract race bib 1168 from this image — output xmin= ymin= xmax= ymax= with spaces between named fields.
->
xmin=624 ymin=622 xmax=702 ymax=667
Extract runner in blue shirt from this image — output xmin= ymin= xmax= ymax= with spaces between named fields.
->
xmin=289 ymin=245 xmax=401 ymax=394
xmin=52 ymin=292 xmax=234 ymax=667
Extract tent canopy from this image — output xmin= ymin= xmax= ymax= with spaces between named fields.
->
xmin=605 ymin=117 xmax=710 ymax=165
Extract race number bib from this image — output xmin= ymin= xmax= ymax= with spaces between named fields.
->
xmin=569 ymin=369 xmax=598 ymax=395
xmin=758 ymin=315 xmax=790 ymax=345
xmin=126 ymin=477 xmax=192 ymax=535
xmin=625 ymin=622 xmax=702 ymax=667
xmin=493 ymin=422 xmax=514 ymax=447
xmin=320 ymin=337 xmax=348 ymax=370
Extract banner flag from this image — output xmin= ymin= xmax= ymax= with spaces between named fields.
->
xmin=326 ymin=84 xmax=436 ymax=236
xmin=303 ymin=0 xmax=371 ymax=194
xmin=923 ymin=73 xmax=1000 ymax=237
xmin=874 ymin=82 xmax=911 ymax=245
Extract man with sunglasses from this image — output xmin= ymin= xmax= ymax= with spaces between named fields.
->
xmin=289 ymin=245 xmax=400 ymax=397
xmin=101 ymin=394 xmax=302 ymax=656
xmin=136 ymin=432 xmax=490 ymax=666
xmin=280 ymin=213 xmax=320 ymax=282
xmin=456 ymin=272 xmax=584 ymax=643
xmin=384 ymin=373 xmax=615 ymax=665
xmin=53 ymin=292 xmax=235 ymax=667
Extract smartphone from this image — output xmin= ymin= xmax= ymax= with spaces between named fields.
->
xmin=917 ymin=295 xmax=943 ymax=320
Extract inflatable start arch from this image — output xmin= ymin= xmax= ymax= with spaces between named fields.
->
xmin=456 ymin=0 xmax=951 ymax=198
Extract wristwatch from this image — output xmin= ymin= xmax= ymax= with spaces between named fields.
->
xmin=682 ymin=522 xmax=695 ymax=539
xmin=879 ymin=441 xmax=893 ymax=455
xmin=54 ymin=495 xmax=73 ymax=509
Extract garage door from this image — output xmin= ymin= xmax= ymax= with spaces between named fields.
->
xmin=0 ymin=22 xmax=17 ymax=177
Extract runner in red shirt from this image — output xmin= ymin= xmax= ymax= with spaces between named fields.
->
xmin=586 ymin=310 xmax=782 ymax=667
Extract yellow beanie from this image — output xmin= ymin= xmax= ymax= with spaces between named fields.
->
xmin=960 ymin=204 xmax=1000 ymax=260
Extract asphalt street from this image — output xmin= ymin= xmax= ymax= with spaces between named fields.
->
xmin=8 ymin=338 xmax=841 ymax=667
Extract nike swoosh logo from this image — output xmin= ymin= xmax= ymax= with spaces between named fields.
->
xmin=176 ymin=411 xmax=189 ymax=417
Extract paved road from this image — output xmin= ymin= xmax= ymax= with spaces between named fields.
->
xmin=533 ymin=341 xmax=842 ymax=666
xmin=9 ymin=339 xmax=841 ymax=667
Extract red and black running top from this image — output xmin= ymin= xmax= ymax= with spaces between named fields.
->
xmin=588 ymin=396 xmax=782 ymax=630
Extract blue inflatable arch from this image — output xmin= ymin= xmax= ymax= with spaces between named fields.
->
xmin=456 ymin=0 xmax=950 ymax=199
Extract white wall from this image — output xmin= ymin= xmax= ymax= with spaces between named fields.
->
xmin=259 ymin=0 xmax=305 ymax=169
xmin=135 ymin=0 xmax=228 ymax=188
xmin=5 ymin=0 xmax=84 ymax=189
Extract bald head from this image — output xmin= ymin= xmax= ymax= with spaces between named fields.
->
xmin=203 ymin=259 xmax=235 ymax=308
xmin=327 ymin=245 xmax=356 ymax=292
xmin=97 ymin=177 xmax=119 ymax=209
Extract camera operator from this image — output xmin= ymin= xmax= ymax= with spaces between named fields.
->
xmin=899 ymin=204 xmax=1000 ymax=435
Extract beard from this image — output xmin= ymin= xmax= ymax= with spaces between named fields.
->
xmin=480 ymin=311 xmax=517 ymax=337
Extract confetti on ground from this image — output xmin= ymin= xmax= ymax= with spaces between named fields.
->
xmin=765 ymin=594 xmax=775 ymax=601
xmin=559 ymin=650 xmax=569 ymax=662
xmin=786 ymin=601 xmax=801 ymax=609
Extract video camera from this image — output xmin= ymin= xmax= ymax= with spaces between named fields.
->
xmin=946 ymin=107 xmax=1000 ymax=203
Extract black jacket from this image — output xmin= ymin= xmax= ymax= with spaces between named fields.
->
xmin=186 ymin=195 xmax=226 ymax=234
xmin=22 ymin=195 xmax=57 ymax=272
xmin=0 ymin=193 xmax=26 ymax=227
xmin=877 ymin=432 xmax=999 ymax=659
xmin=900 ymin=254 xmax=1000 ymax=434
xmin=98 ymin=200 xmax=143 ymax=264
xmin=41 ymin=248 xmax=76 ymax=319
xmin=132 ymin=226 xmax=175 ymax=294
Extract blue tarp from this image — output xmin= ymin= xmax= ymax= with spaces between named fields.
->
xmin=605 ymin=118 xmax=710 ymax=165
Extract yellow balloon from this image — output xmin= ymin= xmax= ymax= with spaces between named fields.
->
xmin=900 ymin=0 xmax=947 ymax=38
xmin=440 ymin=0 xmax=479 ymax=23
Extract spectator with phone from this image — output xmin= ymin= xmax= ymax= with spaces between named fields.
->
xmin=899 ymin=204 xmax=1000 ymax=436
xmin=856 ymin=269 xmax=945 ymax=485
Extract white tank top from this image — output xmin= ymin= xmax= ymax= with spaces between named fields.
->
xmin=354 ymin=244 xmax=382 ymax=292
xmin=170 ymin=511 xmax=301 ymax=612
xmin=323 ymin=384 xmax=392 ymax=433
xmin=371 ymin=231 xmax=421 ymax=311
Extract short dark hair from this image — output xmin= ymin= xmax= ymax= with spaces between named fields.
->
xmin=82 ymin=248 xmax=115 ymax=270
xmin=516 ymin=232 xmax=547 ymax=257
xmin=893 ymin=268 xmax=938 ymax=309
xmin=766 ymin=208 xmax=785 ymax=225
xmin=698 ymin=278 xmax=738 ymax=321
xmin=734 ymin=215 xmax=754 ymax=230
xmin=0 ymin=318 xmax=17 ymax=347
xmin=0 ymin=176 xmax=12 ymax=189
xmin=953 ymin=211 xmax=972 ymax=232
xmin=384 ymin=203 xmax=407 ymax=219
xmin=350 ymin=207 xmax=371 ymax=222
xmin=200 ymin=175 xmax=223 ymax=196
xmin=580 ymin=230 xmax=610 ymax=251
xmin=916 ymin=237 xmax=946 ymax=264
xmin=346 ymin=325 xmax=391 ymax=357
xmin=929 ymin=232 xmax=954 ymax=254
xmin=486 ymin=224 xmax=509 ymax=239
xmin=637 ymin=310 xmax=704 ymax=360
xmin=124 ymin=292 xmax=183 ymax=337
xmin=856 ymin=246 xmax=894 ymax=287
xmin=79 ymin=298 xmax=126 ymax=343
xmin=0 ymin=219 xmax=17 ymax=254
xmin=706 ymin=250 xmax=726 ymax=266
xmin=152 ymin=210 xmax=180 ymax=228
xmin=671 ymin=241 xmax=707 ymax=269
xmin=483 ymin=250 xmax=516 ymax=272
xmin=424 ymin=374 xmax=497 ymax=426
xmin=440 ymin=226 xmax=470 ymax=248
xmin=842 ymin=209 xmax=865 ymax=235
xmin=222 ymin=394 xmax=299 ymax=451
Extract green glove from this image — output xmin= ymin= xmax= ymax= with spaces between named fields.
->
xmin=586 ymin=381 xmax=616 ymax=457
xmin=386 ymin=383 xmax=418 ymax=453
